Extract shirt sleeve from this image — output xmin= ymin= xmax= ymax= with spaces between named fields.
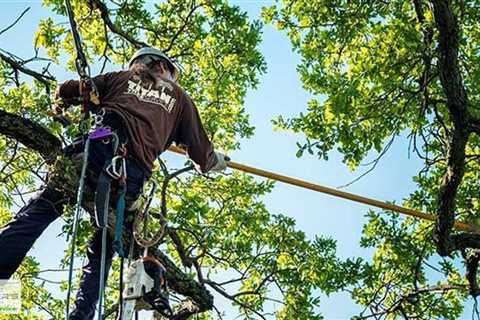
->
xmin=57 ymin=73 xmax=110 ymax=108
xmin=176 ymin=95 xmax=217 ymax=173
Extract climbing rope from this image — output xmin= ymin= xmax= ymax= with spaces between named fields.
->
xmin=167 ymin=145 xmax=480 ymax=234
xmin=65 ymin=138 xmax=90 ymax=319
xmin=62 ymin=0 xmax=102 ymax=318
xmin=64 ymin=0 xmax=87 ymax=77
xmin=132 ymin=161 xmax=194 ymax=249
xmin=133 ymin=181 xmax=167 ymax=249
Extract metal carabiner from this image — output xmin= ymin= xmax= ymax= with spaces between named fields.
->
xmin=92 ymin=108 xmax=106 ymax=129
xmin=106 ymin=155 xmax=126 ymax=180
xmin=121 ymin=157 xmax=127 ymax=178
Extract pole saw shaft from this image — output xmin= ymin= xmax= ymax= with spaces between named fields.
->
xmin=167 ymin=145 xmax=479 ymax=234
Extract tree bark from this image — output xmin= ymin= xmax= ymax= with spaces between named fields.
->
xmin=430 ymin=0 xmax=471 ymax=256
xmin=0 ymin=109 xmax=62 ymax=162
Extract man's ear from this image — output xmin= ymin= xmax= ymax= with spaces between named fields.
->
xmin=160 ymin=62 xmax=174 ymax=81
xmin=160 ymin=62 xmax=170 ymax=74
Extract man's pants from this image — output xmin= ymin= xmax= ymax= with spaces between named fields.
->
xmin=0 ymin=138 xmax=146 ymax=319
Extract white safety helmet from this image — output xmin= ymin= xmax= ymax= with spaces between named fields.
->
xmin=129 ymin=47 xmax=180 ymax=81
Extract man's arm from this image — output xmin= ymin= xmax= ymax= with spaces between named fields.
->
xmin=54 ymin=73 xmax=110 ymax=110
xmin=176 ymin=96 xmax=226 ymax=173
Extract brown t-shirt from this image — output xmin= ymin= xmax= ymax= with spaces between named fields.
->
xmin=58 ymin=70 xmax=217 ymax=176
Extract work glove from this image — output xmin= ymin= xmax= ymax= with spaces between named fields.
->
xmin=210 ymin=152 xmax=228 ymax=172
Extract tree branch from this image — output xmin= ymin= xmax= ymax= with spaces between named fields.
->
xmin=89 ymin=0 xmax=148 ymax=49
xmin=431 ymin=0 xmax=471 ymax=256
xmin=0 ymin=51 xmax=55 ymax=86
xmin=0 ymin=109 xmax=62 ymax=162
xmin=164 ymin=1 xmax=202 ymax=53
xmin=0 ymin=7 xmax=30 ymax=37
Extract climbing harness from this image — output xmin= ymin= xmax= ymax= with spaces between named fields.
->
xmin=94 ymin=139 xmax=129 ymax=257
xmin=93 ymin=126 xmax=121 ymax=320
xmin=87 ymin=107 xmax=144 ymax=320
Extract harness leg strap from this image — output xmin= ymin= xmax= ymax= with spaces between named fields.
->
xmin=94 ymin=170 xmax=112 ymax=228
xmin=113 ymin=182 xmax=127 ymax=257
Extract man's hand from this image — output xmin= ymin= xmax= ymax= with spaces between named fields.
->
xmin=47 ymin=86 xmax=74 ymax=126
xmin=210 ymin=152 xmax=228 ymax=172
xmin=50 ymin=86 xmax=65 ymax=116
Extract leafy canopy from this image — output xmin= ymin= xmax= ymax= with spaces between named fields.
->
xmin=263 ymin=0 xmax=480 ymax=318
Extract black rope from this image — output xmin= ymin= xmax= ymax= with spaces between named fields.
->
xmin=63 ymin=0 xmax=99 ymax=115
xmin=64 ymin=0 xmax=89 ymax=78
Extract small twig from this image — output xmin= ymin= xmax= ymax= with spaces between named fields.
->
xmin=90 ymin=0 xmax=148 ymax=48
xmin=0 ymin=7 xmax=30 ymax=37
xmin=338 ymin=135 xmax=396 ymax=189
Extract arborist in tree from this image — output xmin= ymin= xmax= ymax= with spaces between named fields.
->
xmin=0 ymin=47 xmax=228 ymax=319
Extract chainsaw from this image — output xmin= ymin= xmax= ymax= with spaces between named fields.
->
xmin=120 ymin=256 xmax=173 ymax=319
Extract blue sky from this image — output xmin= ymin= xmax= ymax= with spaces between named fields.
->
xmin=0 ymin=0 xmax=474 ymax=319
